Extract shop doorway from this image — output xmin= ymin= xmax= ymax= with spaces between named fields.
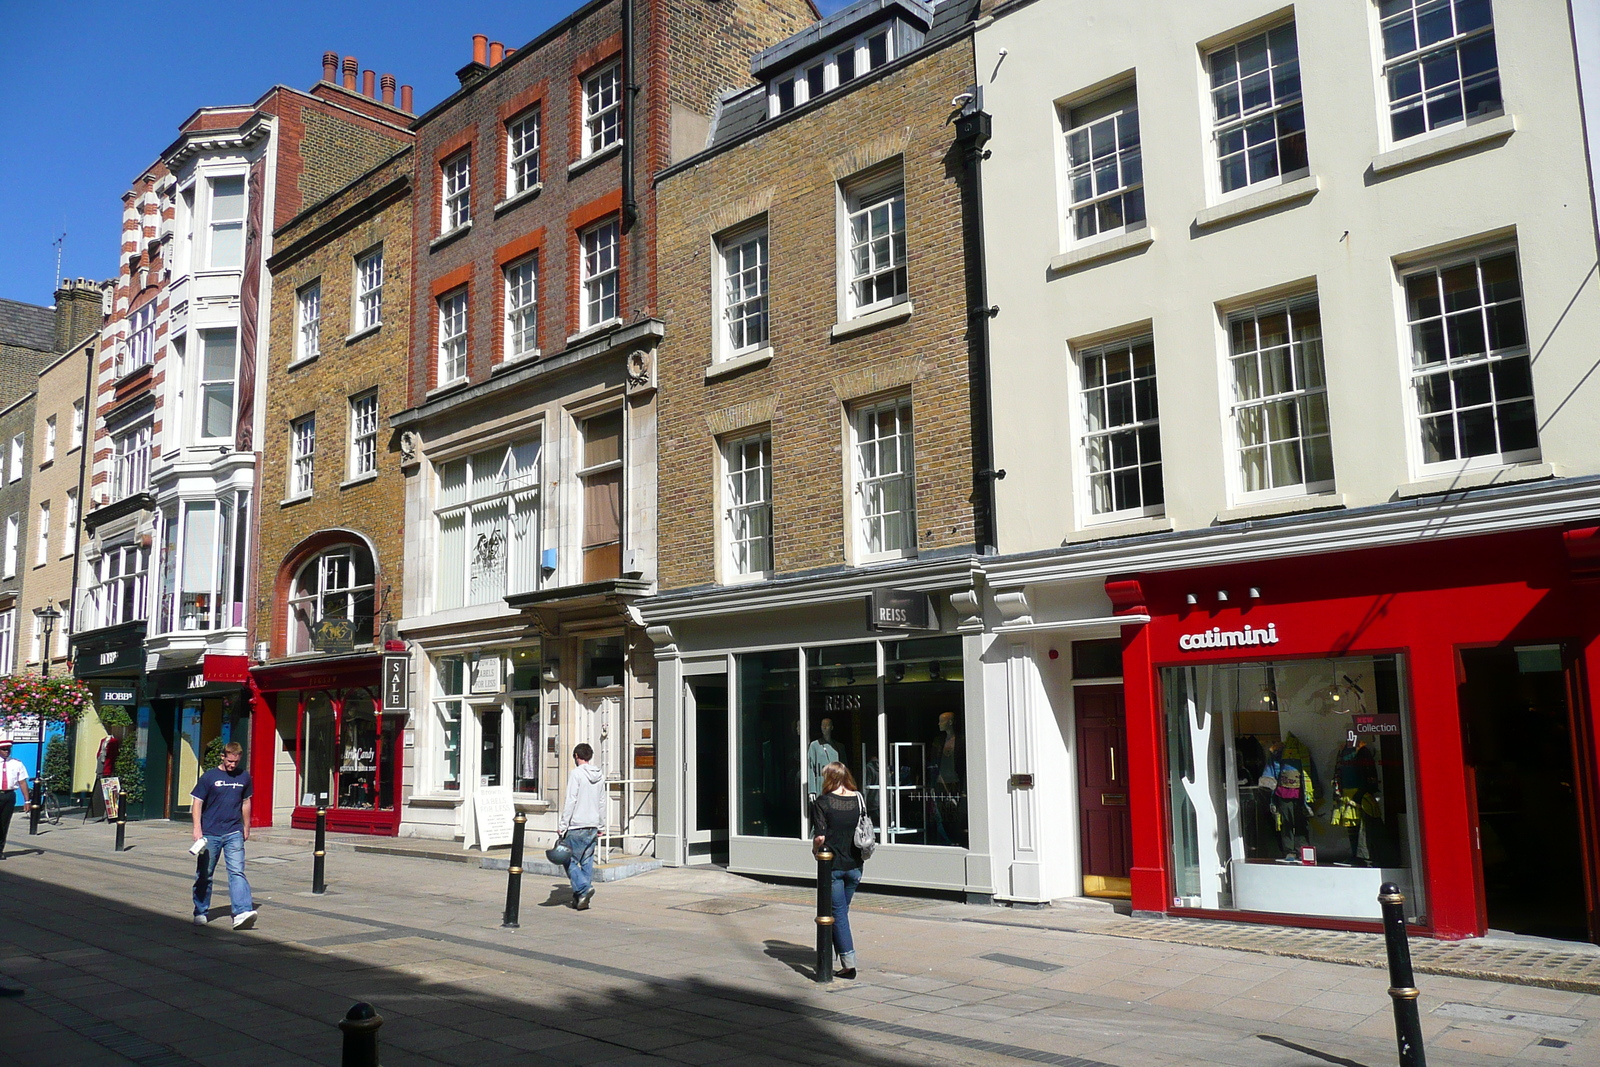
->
xmin=1076 ymin=684 xmax=1132 ymax=898
xmin=685 ymin=673 xmax=729 ymax=864
xmin=575 ymin=690 xmax=623 ymax=834
xmin=1460 ymin=646 xmax=1591 ymax=942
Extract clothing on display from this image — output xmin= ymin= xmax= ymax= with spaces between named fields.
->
xmin=808 ymin=719 xmax=840 ymax=797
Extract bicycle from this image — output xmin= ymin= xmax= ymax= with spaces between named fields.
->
xmin=30 ymin=774 xmax=63 ymax=826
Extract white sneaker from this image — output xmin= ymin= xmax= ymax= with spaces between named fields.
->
xmin=193 ymin=914 xmax=208 ymax=926
xmin=232 ymin=910 xmax=257 ymax=930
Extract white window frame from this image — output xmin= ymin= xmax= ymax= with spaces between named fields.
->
xmin=34 ymin=501 xmax=49 ymax=567
xmin=291 ymin=415 xmax=316 ymax=497
xmin=722 ymin=433 xmax=773 ymax=582
xmin=1377 ymin=0 xmax=1501 ymax=146
xmin=62 ymin=489 xmax=76 ymax=558
xmin=433 ymin=655 xmax=465 ymax=792
xmin=91 ymin=543 xmax=149 ymax=630
xmin=56 ymin=605 xmax=69 ymax=659
xmin=437 ymin=289 xmax=468 ymax=385
xmin=287 ymin=545 xmax=376 ymax=656
xmin=349 ymin=392 xmax=379 ymax=479
xmin=1062 ymin=88 xmax=1145 ymax=247
xmin=583 ymin=61 xmax=622 ymax=157
xmin=1400 ymin=245 xmax=1537 ymax=475
xmin=1224 ymin=294 xmax=1334 ymax=502
xmin=0 ymin=609 xmax=14 ymax=674
xmin=206 ymin=174 xmax=247 ymax=270
xmin=1205 ymin=20 xmax=1308 ymax=200
xmin=43 ymin=416 xmax=56 ymax=465
xmin=8 ymin=434 xmax=22 ymax=481
xmin=70 ymin=400 xmax=84 ymax=451
xmin=1074 ymin=335 xmax=1164 ymax=523
xmin=770 ymin=25 xmax=898 ymax=115
xmin=579 ymin=411 xmax=626 ymax=581
xmin=441 ymin=151 xmax=472 ymax=233
xmin=297 ymin=281 xmax=322 ymax=361
xmin=580 ymin=218 xmax=620 ymax=329
xmin=356 ymin=249 xmax=384 ymax=331
xmin=28 ymin=614 xmax=39 ymax=666
xmin=197 ymin=329 xmax=238 ymax=442
xmin=433 ymin=440 xmax=542 ymax=610
xmin=504 ymin=255 xmax=539 ymax=361
xmin=717 ymin=224 xmax=769 ymax=359
xmin=841 ymin=169 xmax=907 ymax=319
xmin=506 ymin=108 xmax=541 ymax=196
xmin=851 ymin=397 xmax=916 ymax=561
xmin=3 ymin=513 xmax=17 ymax=578
xmin=155 ymin=492 xmax=248 ymax=634
xmin=113 ymin=424 xmax=152 ymax=499
xmin=119 ymin=301 xmax=156 ymax=378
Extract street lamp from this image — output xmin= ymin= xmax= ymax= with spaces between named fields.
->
xmin=30 ymin=601 xmax=61 ymax=836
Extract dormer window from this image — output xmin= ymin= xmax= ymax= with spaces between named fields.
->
xmin=768 ymin=23 xmax=914 ymax=116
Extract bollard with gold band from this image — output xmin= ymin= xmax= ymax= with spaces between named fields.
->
xmin=503 ymin=811 xmax=527 ymax=928
xmin=312 ymin=800 xmax=328 ymax=895
xmin=815 ymin=844 xmax=835 ymax=984
xmin=1378 ymin=882 xmax=1427 ymax=1067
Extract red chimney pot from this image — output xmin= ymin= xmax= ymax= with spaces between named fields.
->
xmin=342 ymin=56 xmax=358 ymax=90
xmin=489 ymin=41 xmax=505 ymax=66
xmin=362 ymin=69 xmax=376 ymax=97
xmin=322 ymin=52 xmax=338 ymax=83
xmin=381 ymin=73 xmax=396 ymax=106
xmin=401 ymin=85 xmax=414 ymax=113
xmin=472 ymin=34 xmax=488 ymax=66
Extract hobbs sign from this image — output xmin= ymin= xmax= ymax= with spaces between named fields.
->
xmin=1178 ymin=623 xmax=1280 ymax=651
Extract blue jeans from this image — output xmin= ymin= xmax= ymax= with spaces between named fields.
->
xmin=193 ymin=832 xmax=254 ymax=917
xmin=831 ymin=867 xmax=862 ymax=966
xmin=563 ymin=827 xmax=599 ymax=897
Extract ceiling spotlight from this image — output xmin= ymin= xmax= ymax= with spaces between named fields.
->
xmin=1184 ymin=593 xmax=1198 ymax=605
xmin=1248 ymin=587 xmax=1261 ymax=599
xmin=1216 ymin=590 xmax=1230 ymax=602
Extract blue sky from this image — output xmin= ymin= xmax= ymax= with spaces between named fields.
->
xmin=0 ymin=0 xmax=843 ymax=307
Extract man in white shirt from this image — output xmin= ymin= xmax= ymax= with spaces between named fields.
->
xmin=0 ymin=736 xmax=32 ymax=859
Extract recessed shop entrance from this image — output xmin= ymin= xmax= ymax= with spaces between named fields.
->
xmin=1460 ymin=645 xmax=1592 ymax=942
xmin=684 ymin=669 xmax=730 ymax=865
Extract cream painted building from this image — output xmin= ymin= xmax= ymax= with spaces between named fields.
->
xmin=970 ymin=0 xmax=1600 ymax=943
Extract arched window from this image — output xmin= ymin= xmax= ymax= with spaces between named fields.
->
xmin=288 ymin=544 xmax=375 ymax=654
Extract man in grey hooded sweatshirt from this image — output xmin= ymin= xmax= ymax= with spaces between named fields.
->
xmin=558 ymin=743 xmax=606 ymax=909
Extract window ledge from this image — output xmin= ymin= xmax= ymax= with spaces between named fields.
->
xmin=831 ymin=301 xmax=914 ymax=341
xmin=1195 ymin=175 xmax=1319 ymax=231
xmin=705 ymin=347 xmax=773 ymax=381
xmin=565 ymin=318 xmax=624 ymax=347
xmin=38 ymin=459 xmax=52 ymax=471
xmin=339 ymin=471 xmax=379 ymax=490
xmin=494 ymin=183 xmax=544 ymax=216
xmin=513 ymin=796 xmax=552 ymax=813
xmin=407 ymin=794 xmax=465 ymax=808
xmin=344 ymin=323 xmax=381 ymax=345
xmin=429 ymin=221 xmax=473 ymax=251
xmin=567 ymin=142 xmax=621 ymax=179
xmin=279 ymin=494 xmax=312 ymax=508
xmin=1371 ymin=113 xmax=1515 ymax=176
xmin=286 ymin=353 xmax=320 ymax=371
xmin=1049 ymin=228 xmax=1153 ymax=274
xmin=1395 ymin=460 xmax=1553 ymax=499
xmin=427 ymin=378 xmax=470 ymax=400
xmin=492 ymin=350 xmax=543 ymax=376
xmin=1215 ymin=492 xmax=1345 ymax=524
xmin=1062 ymin=515 xmax=1174 ymax=543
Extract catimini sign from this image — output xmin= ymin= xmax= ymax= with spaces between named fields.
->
xmin=1178 ymin=623 xmax=1280 ymax=651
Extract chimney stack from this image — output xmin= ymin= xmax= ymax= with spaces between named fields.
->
xmin=381 ymin=73 xmax=396 ymax=106
xmin=401 ymin=85 xmax=414 ymax=112
xmin=489 ymin=41 xmax=505 ymax=66
xmin=362 ymin=69 xmax=376 ymax=97
xmin=343 ymin=56 xmax=358 ymax=89
xmin=322 ymin=52 xmax=338 ymax=83
xmin=472 ymin=35 xmax=488 ymax=66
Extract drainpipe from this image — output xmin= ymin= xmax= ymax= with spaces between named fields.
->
xmin=66 ymin=333 xmax=96 ymax=677
xmin=620 ymin=0 xmax=639 ymax=232
xmin=952 ymin=94 xmax=1002 ymax=554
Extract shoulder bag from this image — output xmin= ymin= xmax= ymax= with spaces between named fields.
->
xmin=853 ymin=793 xmax=877 ymax=861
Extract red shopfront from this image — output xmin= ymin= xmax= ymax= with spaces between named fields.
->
xmin=1113 ymin=525 xmax=1600 ymax=943
xmin=250 ymin=654 xmax=403 ymax=836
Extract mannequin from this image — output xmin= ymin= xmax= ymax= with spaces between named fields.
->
xmin=1261 ymin=739 xmax=1312 ymax=858
xmin=1332 ymin=731 xmax=1382 ymax=866
xmin=932 ymin=711 xmax=963 ymax=845
xmin=807 ymin=718 xmax=840 ymax=797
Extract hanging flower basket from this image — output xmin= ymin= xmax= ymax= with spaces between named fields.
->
xmin=0 ymin=674 xmax=93 ymax=729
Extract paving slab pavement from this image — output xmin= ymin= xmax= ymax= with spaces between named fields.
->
xmin=0 ymin=819 xmax=1595 ymax=1066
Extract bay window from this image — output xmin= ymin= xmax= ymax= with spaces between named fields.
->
xmin=156 ymin=491 xmax=250 ymax=633
xmin=113 ymin=424 xmax=151 ymax=499
xmin=89 ymin=543 xmax=149 ymax=630
xmin=435 ymin=439 xmax=541 ymax=609
xmin=207 ymin=175 xmax=246 ymax=269
xmin=198 ymin=329 xmax=238 ymax=442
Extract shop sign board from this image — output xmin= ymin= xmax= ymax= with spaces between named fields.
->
xmin=1177 ymin=623 xmax=1280 ymax=651
xmin=382 ymin=655 xmax=409 ymax=712
xmin=1354 ymin=713 xmax=1401 ymax=736
xmin=474 ymin=790 xmax=516 ymax=849
xmin=313 ymin=618 xmax=356 ymax=654
xmin=866 ymin=588 xmax=936 ymax=632
xmin=100 ymin=687 xmax=136 ymax=705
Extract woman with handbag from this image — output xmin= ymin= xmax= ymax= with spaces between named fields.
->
xmin=811 ymin=760 xmax=872 ymax=978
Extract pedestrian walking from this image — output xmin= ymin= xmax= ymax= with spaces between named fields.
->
xmin=0 ymin=735 xmax=31 ymax=860
xmin=811 ymin=760 xmax=867 ymax=979
xmin=190 ymin=741 xmax=257 ymax=930
xmin=556 ymin=743 xmax=606 ymax=910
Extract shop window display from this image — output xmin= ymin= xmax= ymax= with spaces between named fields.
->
xmin=434 ymin=656 xmax=464 ymax=791
xmin=737 ymin=649 xmax=800 ymax=838
xmin=1164 ymin=653 xmax=1422 ymax=920
xmin=808 ymin=643 xmax=879 ymax=815
xmin=296 ymin=688 xmax=398 ymax=812
xmin=884 ymin=636 xmax=967 ymax=848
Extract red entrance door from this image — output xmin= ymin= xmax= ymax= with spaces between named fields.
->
xmin=1077 ymin=685 xmax=1132 ymax=897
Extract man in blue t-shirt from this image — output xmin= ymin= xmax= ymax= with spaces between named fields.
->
xmin=191 ymin=741 xmax=256 ymax=929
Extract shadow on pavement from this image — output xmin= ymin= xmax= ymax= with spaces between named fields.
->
xmin=0 ymin=862 xmax=943 ymax=1067
xmin=762 ymin=938 xmax=819 ymax=979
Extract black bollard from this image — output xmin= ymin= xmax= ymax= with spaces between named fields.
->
xmin=815 ymin=846 xmax=834 ymax=984
xmin=313 ymin=803 xmax=327 ymax=895
xmin=114 ymin=796 xmax=126 ymax=852
xmin=338 ymin=1001 xmax=383 ymax=1067
xmin=502 ymin=812 xmax=526 ymax=928
xmin=27 ymin=776 xmax=41 ymax=836
xmin=1378 ymin=882 xmax=1427 ymax=1067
